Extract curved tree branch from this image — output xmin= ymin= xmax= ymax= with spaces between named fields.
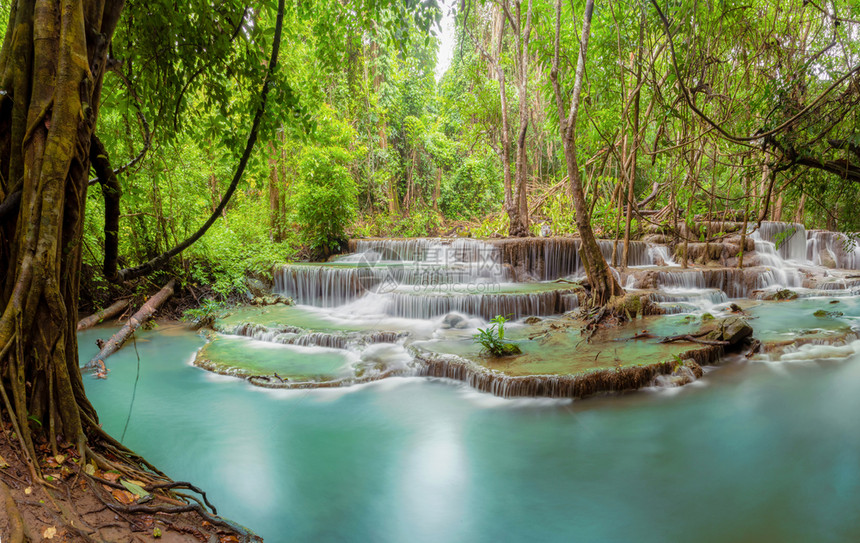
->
xmin=114 ymin=0 xmax=287 ymax=283
xmin=650 ymin=0 xmax=860 ymax=144
xmin=88 ymin=69 xmax=152 ymax=186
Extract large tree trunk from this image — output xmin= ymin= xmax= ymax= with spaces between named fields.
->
xmin=0 ymin=0 xmax=124 ymax=466
xmin=551 ymin=0 xmax=621 ymax=306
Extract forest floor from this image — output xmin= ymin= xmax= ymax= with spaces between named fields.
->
xmin=0 ymin=426 xmax=256 ymax=543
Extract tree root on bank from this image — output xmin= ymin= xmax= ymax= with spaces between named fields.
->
xmin=87 ymin=477 xmax=261 ymax=541
xmin=89 ymin=473 xmax=219 ymax=514
xmin=0 ymin=479 xmax=32 ymax=543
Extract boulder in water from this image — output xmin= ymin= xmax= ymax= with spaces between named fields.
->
xmin=245 ymin=277 xmax=269 ymax=297
xmin=704 ymin=316 xmax=753 ymax=345
xmin=441 ymin=312 xmax=469 ymax=329
xmin=756 ymin=289 xmax=798 ymax=301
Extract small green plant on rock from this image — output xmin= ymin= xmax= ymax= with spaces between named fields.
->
xmin=183 ymin=299 xmax=228 ymax=330
xmin=474 ymin=315 xmax=522 ymax=357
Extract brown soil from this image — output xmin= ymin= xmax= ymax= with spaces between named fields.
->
xmin=0 ymin=424 xmax=257 ymax=543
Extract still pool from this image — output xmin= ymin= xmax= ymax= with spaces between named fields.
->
xmin=79 ymin=323 xmax=860 ymax=543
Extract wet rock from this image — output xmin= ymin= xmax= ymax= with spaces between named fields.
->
xmin=250 ymin=294 xmax=293 ymax=307
xmin=723 ymin=235 xmax=755 ymax=252
xmin=441 ymin=312 xmax=468 ymax=329
xmin=642 ymin=234 xmax=670 ymax=245
xmin=814 ymin=309 xmax=843 ymax=318
xmin=703 ymin=316 xmax=753 ymax=345
xmin=629 ymin=270 xmax=659 ymax=290
xmin=756 ymin=288 xmax=798 ymax=301
xmin=245 ymin=277 xmax=269 ymax=297
xmin=818 ymin=249 xmax=838 ymax=269
xmin=524 ymin=316 xmax=542 ymax=325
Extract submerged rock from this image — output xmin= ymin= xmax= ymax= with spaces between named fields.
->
xmin=813 ymin=309 xmax=844 ymax=318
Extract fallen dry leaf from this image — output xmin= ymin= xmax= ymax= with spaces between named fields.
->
xmin=111 ymin=487 xmax=137 ymax=505
xmin=0 ymin=453 xmax=8 ymax=468
xmin=24 ymin=486 xmax=32 ymax=495
xmin=102 ymin=471 xmax=121 ymax=482
xmin=43 ymin=526 xmax=57 ymax=539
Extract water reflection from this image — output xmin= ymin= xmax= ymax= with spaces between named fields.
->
xmin=79 ymin=324 xmax=860 ymax=543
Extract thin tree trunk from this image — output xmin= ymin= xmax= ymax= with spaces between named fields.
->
xmin=795 ymin=193 xmax=806 ymax=223
xmin=622 ymin=12 xmax=645 ymax=269
xmin=86 ymin=279 xmax=176 ymax=369
xmin=77 ymin=299 xmax=130 ymax=331
xmin=551 ymin=0 xmax=621 ymax=305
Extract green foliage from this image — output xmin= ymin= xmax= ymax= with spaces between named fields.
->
xmin=470 ymin=213 xmax=509 ymax=238
xmin=440 ymin=154 xmax=502 ymax=219
xmin=295 ymin=147 xmax=357 ymax=256
xmin=352 ymin=209 xmax=443 ymax=238
xmin=182 ymin=299 xmax=229 ymax=330
xmin=773 ymin=228 xmax=797 ymax=252
xmin=473 ymin=315 xmax=522 ymax=357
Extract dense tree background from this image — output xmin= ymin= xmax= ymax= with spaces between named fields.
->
xmin=35 ymin=0 xmax=857 ymax=304
xmin=2 ymin=0 xmax=860 ymax=469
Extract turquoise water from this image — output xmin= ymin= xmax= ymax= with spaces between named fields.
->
xmin=79 ymin=312 xmax=860 ymax=543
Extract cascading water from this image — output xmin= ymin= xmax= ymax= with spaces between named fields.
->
xmin=748 ymin=223 xmax=804 ymax=288
xmin=807 ymin=230 xmax=860 ymax=269
xmin=755 ymin=221 xmax=808 ymax=262
xmin=648 ymin=244 xmax=679 ymax=267
xmin=206 ymin=222 xmax=860 ymax=394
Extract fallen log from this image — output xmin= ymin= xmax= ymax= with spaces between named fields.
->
xmin=659 ymin=334 xmax=730 ymax=346
xmin=77 ymin=298 xmax=131 ymax=331
xmin=86 ymin=279 xmax=176 ymax=369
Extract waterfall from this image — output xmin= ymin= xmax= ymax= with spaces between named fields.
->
xmin=380 ymin=289 xmax=578 ymax=321
xmin=748 ymin=222 xmax=804 ymax=287
xmin=274 ymin=265 xmax=385 ymax=306
xmin=702 ymin=269 xmax=749 ymax=299
xmin=277 ymin=238 xmax=511 ymax=305
xmin=648 ymin=244 xmax=680 ymax=267
xmin=596 ymin=240 xmax=654 ymax=267
xmin=754 ymin=221 xmax=808 ymax=262
xmin=807 ymin=230 xmax=860 ymax=269
xmin=656 ymin=270 xmax=706 ymax=290
xmin=221 ymin=321 xmax=407 ymax=350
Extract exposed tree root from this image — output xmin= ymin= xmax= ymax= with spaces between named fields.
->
xmin=0 ymin=479 xmax=32 ymax=543
xmin=87 ymin=478 xmax=262 ymax=541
